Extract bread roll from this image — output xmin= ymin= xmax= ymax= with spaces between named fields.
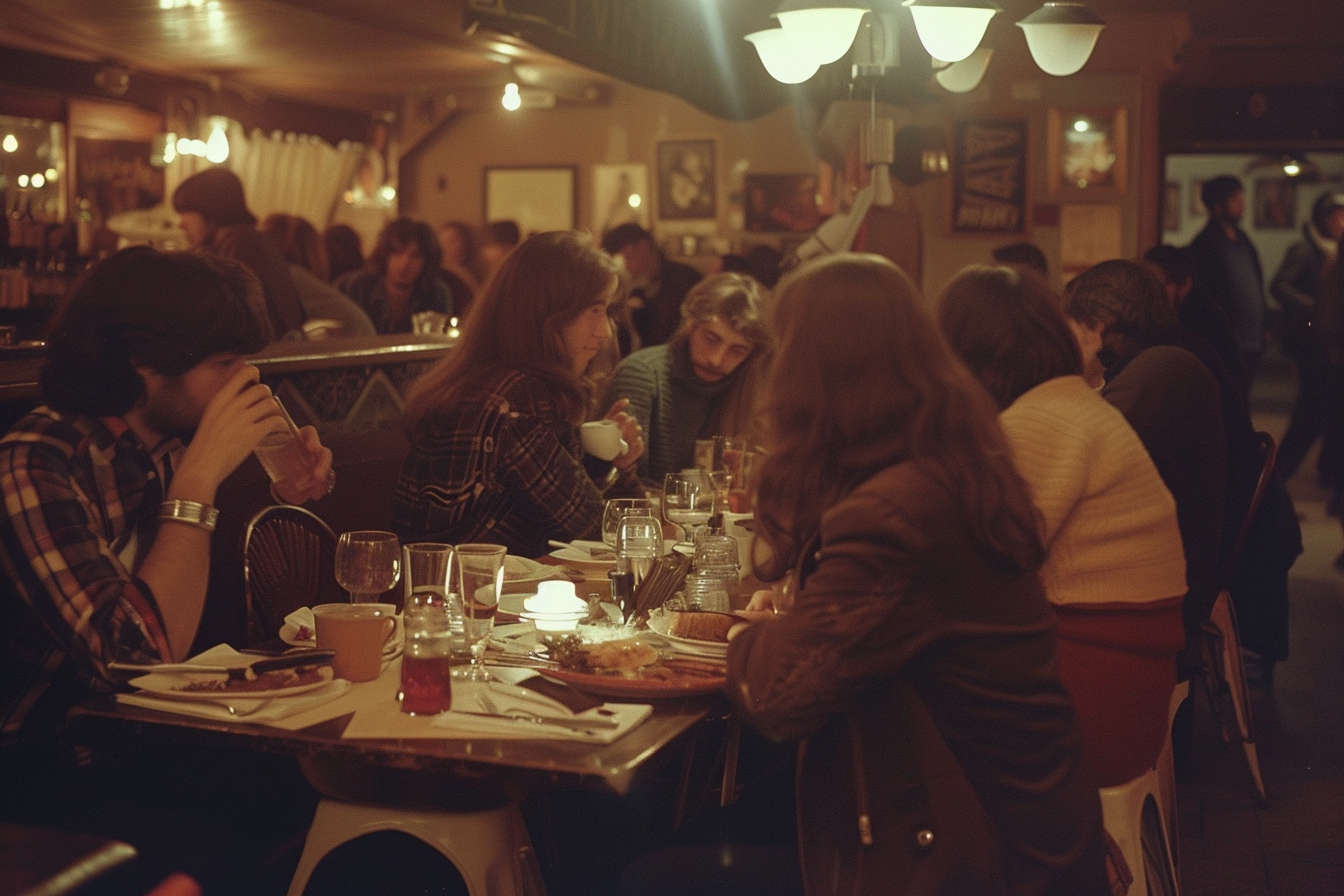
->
xmin=668 ymin=611 xmax=737 ymax=643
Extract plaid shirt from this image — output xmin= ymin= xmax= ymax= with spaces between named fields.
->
xmin=1 ymin=407 xmax=178 ymax=739
xmin=392 ymin=368 xmax=643 ymax=557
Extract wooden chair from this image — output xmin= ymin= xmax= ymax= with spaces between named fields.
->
xmin=1200 ymin=431 xmax=1276 ymax=803
xmin=242 ymin=504 xmax=344 ymax=645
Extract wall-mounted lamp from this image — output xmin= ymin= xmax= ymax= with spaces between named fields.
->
xmin=745 ymin=1 xmax=1104 ymax=85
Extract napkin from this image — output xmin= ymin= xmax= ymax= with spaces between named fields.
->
xmin=340 ymin=665 xmax=652 ymax=744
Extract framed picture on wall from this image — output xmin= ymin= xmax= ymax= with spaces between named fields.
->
xmin=949 ymin=119 xmax=1028 ymax=234
xmin=592 ymin=163 xmax=649 ymax=234
xmin=743 ymin=173 xmax=823 ymax=233
xmin=656 ymin=139 xmax=716 ymax=220
xmin=1253 ymin=178 xmax=1297 ymax=229
xmin=483 ymin=166 xmax=576 ymax=236
xmin=1047 ymin=107 xmax=1127 ymax=198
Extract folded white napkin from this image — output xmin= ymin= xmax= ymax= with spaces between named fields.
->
xmin=340 ymin=664 xmax=652 ymax=744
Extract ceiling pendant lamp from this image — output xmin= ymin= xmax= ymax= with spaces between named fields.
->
xmin=934 ymin=46 xmax=994 ymax=93
xmin=902 ymin=0 xmax=1000 ymax=64
xmin=773 ymin=0 xmax=869 ymax=66
xmin=1016 ymin=2 xmax=1105 ymax=76
xmin=745 ymin=26 xmax=822 ymax=84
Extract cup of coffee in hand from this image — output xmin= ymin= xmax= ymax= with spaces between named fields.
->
xmin=580 ymin=420 xmax=628 ymax=462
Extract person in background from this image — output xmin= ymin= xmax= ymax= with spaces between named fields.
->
xmin=475 ymin=219 xmax=521 ymax=282
xmin=1063 ymin=260 xmax=1228 ymax=677
xmin=339 ymin=217 xmax=453 ymax=334
xmin=1269 ymin=191 xmax=1344 ymax=483
xmin=323 ymin=223 xmax=365 ymax=283
xmin=1189 ymin=175 xmax=1268 ymax=387
xmin=392 ymin=231 xmax=646 ymax=557
xmin=939 ymin=265 xmax=1186 ymax=790
xmin=602 ymin=223 xmax=703 ymax=348
xmin=260 ymin=213 xmax=375 ymax=338
xmin=1143 ymin=244 xmax=1247 ymax=393
xmin=1318 ymin=230 xmax=1344 ymax=569
xmin=602 ymin=272 xmax=772 ymax=484
xmin=0 ymin=248 xmax=333 ymax=892
xmin=171 ymin=167 xmax=305 ymax=340
xmin=992 ymin=240 xmax=1049 ymax=280
xmin=716 ymin=254 xmax=1107 ymax=896
xmin=436 ymin=220 xmax=482 ymax=315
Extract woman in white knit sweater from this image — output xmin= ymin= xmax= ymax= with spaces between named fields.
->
xmin=939 ymin=265 xmax=1187 ymax=787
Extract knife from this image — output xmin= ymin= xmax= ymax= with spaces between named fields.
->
xmin=109 ymin=650 xmax=336 ymax=681
xmin=452 ymin=710 xmax=620 ymax=732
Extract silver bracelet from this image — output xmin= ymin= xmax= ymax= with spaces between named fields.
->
xmin=158 ymin=499 xmax=219 ymax=533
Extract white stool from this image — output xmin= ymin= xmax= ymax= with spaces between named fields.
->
xmin=287 ymin=798 xmax=546 ymax=896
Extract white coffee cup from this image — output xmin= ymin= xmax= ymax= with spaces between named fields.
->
xmin=580 ymin=420 xmax=629 ymax=461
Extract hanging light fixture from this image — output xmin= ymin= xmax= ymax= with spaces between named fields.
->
xmin=903 ymin=0 xmax=999 ymax=64
xmin=933 ymin=46 xmax=994 ymax=93
xmin=1016 ymin=2 xmax=1105 ymax=76
xmin=745 ymin=26 xmax=822 ymax=84
xmin=773 ymin=0 xmax=869 ymax=66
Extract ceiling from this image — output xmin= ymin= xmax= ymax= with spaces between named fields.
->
xmin=0 ymin=0 xmax=1340 ymax=122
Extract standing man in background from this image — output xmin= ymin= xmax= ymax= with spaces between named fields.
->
xmin=602 ymin=223 xmax=703 ymax=349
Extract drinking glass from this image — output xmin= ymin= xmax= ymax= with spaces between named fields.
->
xmin=615 ymin=514 xmax=663 ymax=590
xmin=455 ymin=543 xmax=506 ymax=681
xmin=334 ymin=531 xmax=401 ymax=603
xmin=662 ymin=471 xmax=714 ymax=547
xmin=601 ymin=497 xmax=658 ymax=548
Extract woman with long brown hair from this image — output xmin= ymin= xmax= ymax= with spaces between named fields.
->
xmin=392 ymin=231 xmax=645 ymax=557
xmin=727 ymin=255 xmax=1107 ymax=895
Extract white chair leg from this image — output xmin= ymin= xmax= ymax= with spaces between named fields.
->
xmin=287 ymin=798 xmax=545 ymax=896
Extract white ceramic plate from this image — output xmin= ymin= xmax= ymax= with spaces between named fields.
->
xmin=128 ymin=666 xmax=335 ymax=701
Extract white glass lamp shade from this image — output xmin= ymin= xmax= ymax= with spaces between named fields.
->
xmin=745 ymin=28 xmax=821 ymax=84
xmin=934 ymin=46 xmax=994 ymax=93
xmin=903 ymin=1 xmax=999 ymax=64
xmin=1017 ymin=3 xmax=1104 ymax=77
xmin=774 ymin=4 xmax=868 ymax=66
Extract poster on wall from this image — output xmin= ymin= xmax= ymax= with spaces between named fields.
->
xmin=484 ymin=166 xmax=576 ymax=236
xmin=949 ymin=120 xmax=1027 ymax=234
xmin=592 ymin=163 xmax=649 ymax=234
xmin=656 ymin=139 xmax=716 ymax=220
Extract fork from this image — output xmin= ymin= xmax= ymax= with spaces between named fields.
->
xmin=224 ymin=697 xmax=276 ymax=718
xmin=472 ymin=691 xmax=613 ymax=732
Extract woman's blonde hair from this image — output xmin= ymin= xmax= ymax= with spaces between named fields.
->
xmin=403 ymin=231 xmax=622 ymax=429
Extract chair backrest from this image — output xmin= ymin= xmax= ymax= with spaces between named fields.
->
xmin=242 ymin=504 xmax=344 ymax=644
xmin=1222 ymin=431 xmax=1277 ymax=585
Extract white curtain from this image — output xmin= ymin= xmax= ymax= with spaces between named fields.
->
xmin=169 ymin=122 xmax=365 ymax=229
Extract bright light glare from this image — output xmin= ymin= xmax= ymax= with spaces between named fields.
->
xmin=30 ymin=173 xmax=45 ymax=188
xmin=205 ymin=125 xmax=229 ymax=163
xmin=501 ymin=82 xmax=521 ymax=111
xmin=2 ymin=134 xmax=16 ymax=153
xmin=379 ymin=185 xmax=397 ymax=201
xmin=1283 ymin=162 xmax=1301 ymax=176
xmin=17 ymin=174 xmax=28 ymax=187
xmin=1073 ymin=118 xmax=1090 ymax=132
xmin=628 ymin=194 xmax=642 ymax=209
xmin=44 ymin=167 xmax=58 ymax=181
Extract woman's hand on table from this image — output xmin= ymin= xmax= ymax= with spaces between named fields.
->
xmin=603 ymin=398 xmax=646 ymax=470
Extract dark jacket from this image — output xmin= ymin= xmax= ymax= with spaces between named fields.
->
xmin=211 ymin=223 xmax=306 ymax=339
xmin=1269 ymin=226 xmax=1331 ymax=362
xmin=727 ymin=463 xmax=1108 ymax=896
xmin=1189 ymin=218 xmax=1267 ymax=354
xmin=632 ymin=258 xmax=702 ymax=347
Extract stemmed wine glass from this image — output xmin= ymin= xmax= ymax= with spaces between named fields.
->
xmin=335 ymin=530 xmax=401 ymax=602
xmin=455 ymin=543 xmax=506 ymax=681
xmin=601 ymin=497 xmax=658 ymax=549
xmin=662 ymin=471 xmax=715 ymax=548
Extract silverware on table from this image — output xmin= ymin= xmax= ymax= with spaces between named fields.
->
xmin=469 ymin=691 xmax=619 ymax=731
xmin=109 ymin=650 xmax=336 ymax=681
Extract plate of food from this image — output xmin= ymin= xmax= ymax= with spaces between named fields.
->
xmin=646 ymin=609 xmax=736 ymax=657
xmin=541 ymin=635 xmax=726 ymax=698
xmin=127 ymin=665 xmax=335 ymax=701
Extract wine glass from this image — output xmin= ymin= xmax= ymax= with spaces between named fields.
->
xmin=662 ymin=471 xmax=714 ymax=548
xmin=455 ymin=543 xmax=506 ymax=681
xmin=335 ymin=530 xmax=401 ymax=603
xmin=615 ymin=514 xmax=663 ymax=589
xmin=601 ymin=498 xmax=658 ymax=548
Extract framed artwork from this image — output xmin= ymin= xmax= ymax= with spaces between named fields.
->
xmin=1163 ymin=182 xmax=1181 ymax=231
xmin=949 ymin=119 xmax=1028 ymax=234
xmin=592 ymin=163 xmax=649 ymax=234
xmin=1253 ymin=178 xmax=1297 ymax=229
xmin=1047 ymin=107 xmax=1127 ymax=198
xmin=483 ymin=166 xmax=576 ymax=236
xmin=743 ymin=173 xmax=823 ymax=233
xmin=656 ymin=138 xmax=716 ymax=220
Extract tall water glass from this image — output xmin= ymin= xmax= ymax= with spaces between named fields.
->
xmin=615 ymin=515 xmax=663 ymax=589
xmin=334 ymin=531 xmax=400 ymax=603
xmin=400 ymin=543 xmax=455 ymax=714
xmin=455 ymin=543 xmax=506 ymax=681
xmin=601 ymin=497 xmax=658 ymax=548
xmin=662 ymin=471 xmax=714 ymax=547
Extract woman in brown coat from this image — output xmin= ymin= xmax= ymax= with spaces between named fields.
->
xmin=727 ymin=254 xmax=1108 ymax=895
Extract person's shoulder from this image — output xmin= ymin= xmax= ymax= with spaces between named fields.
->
xmin=615 ymin=345 xmax=669 ymax=373
xmin=0 ymin=407 xmax=97 ymax=457
xmin=821 ymin=462 xmax=954 ymax=551
xmin=662 ymin=259 xmax=703 ymax=286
